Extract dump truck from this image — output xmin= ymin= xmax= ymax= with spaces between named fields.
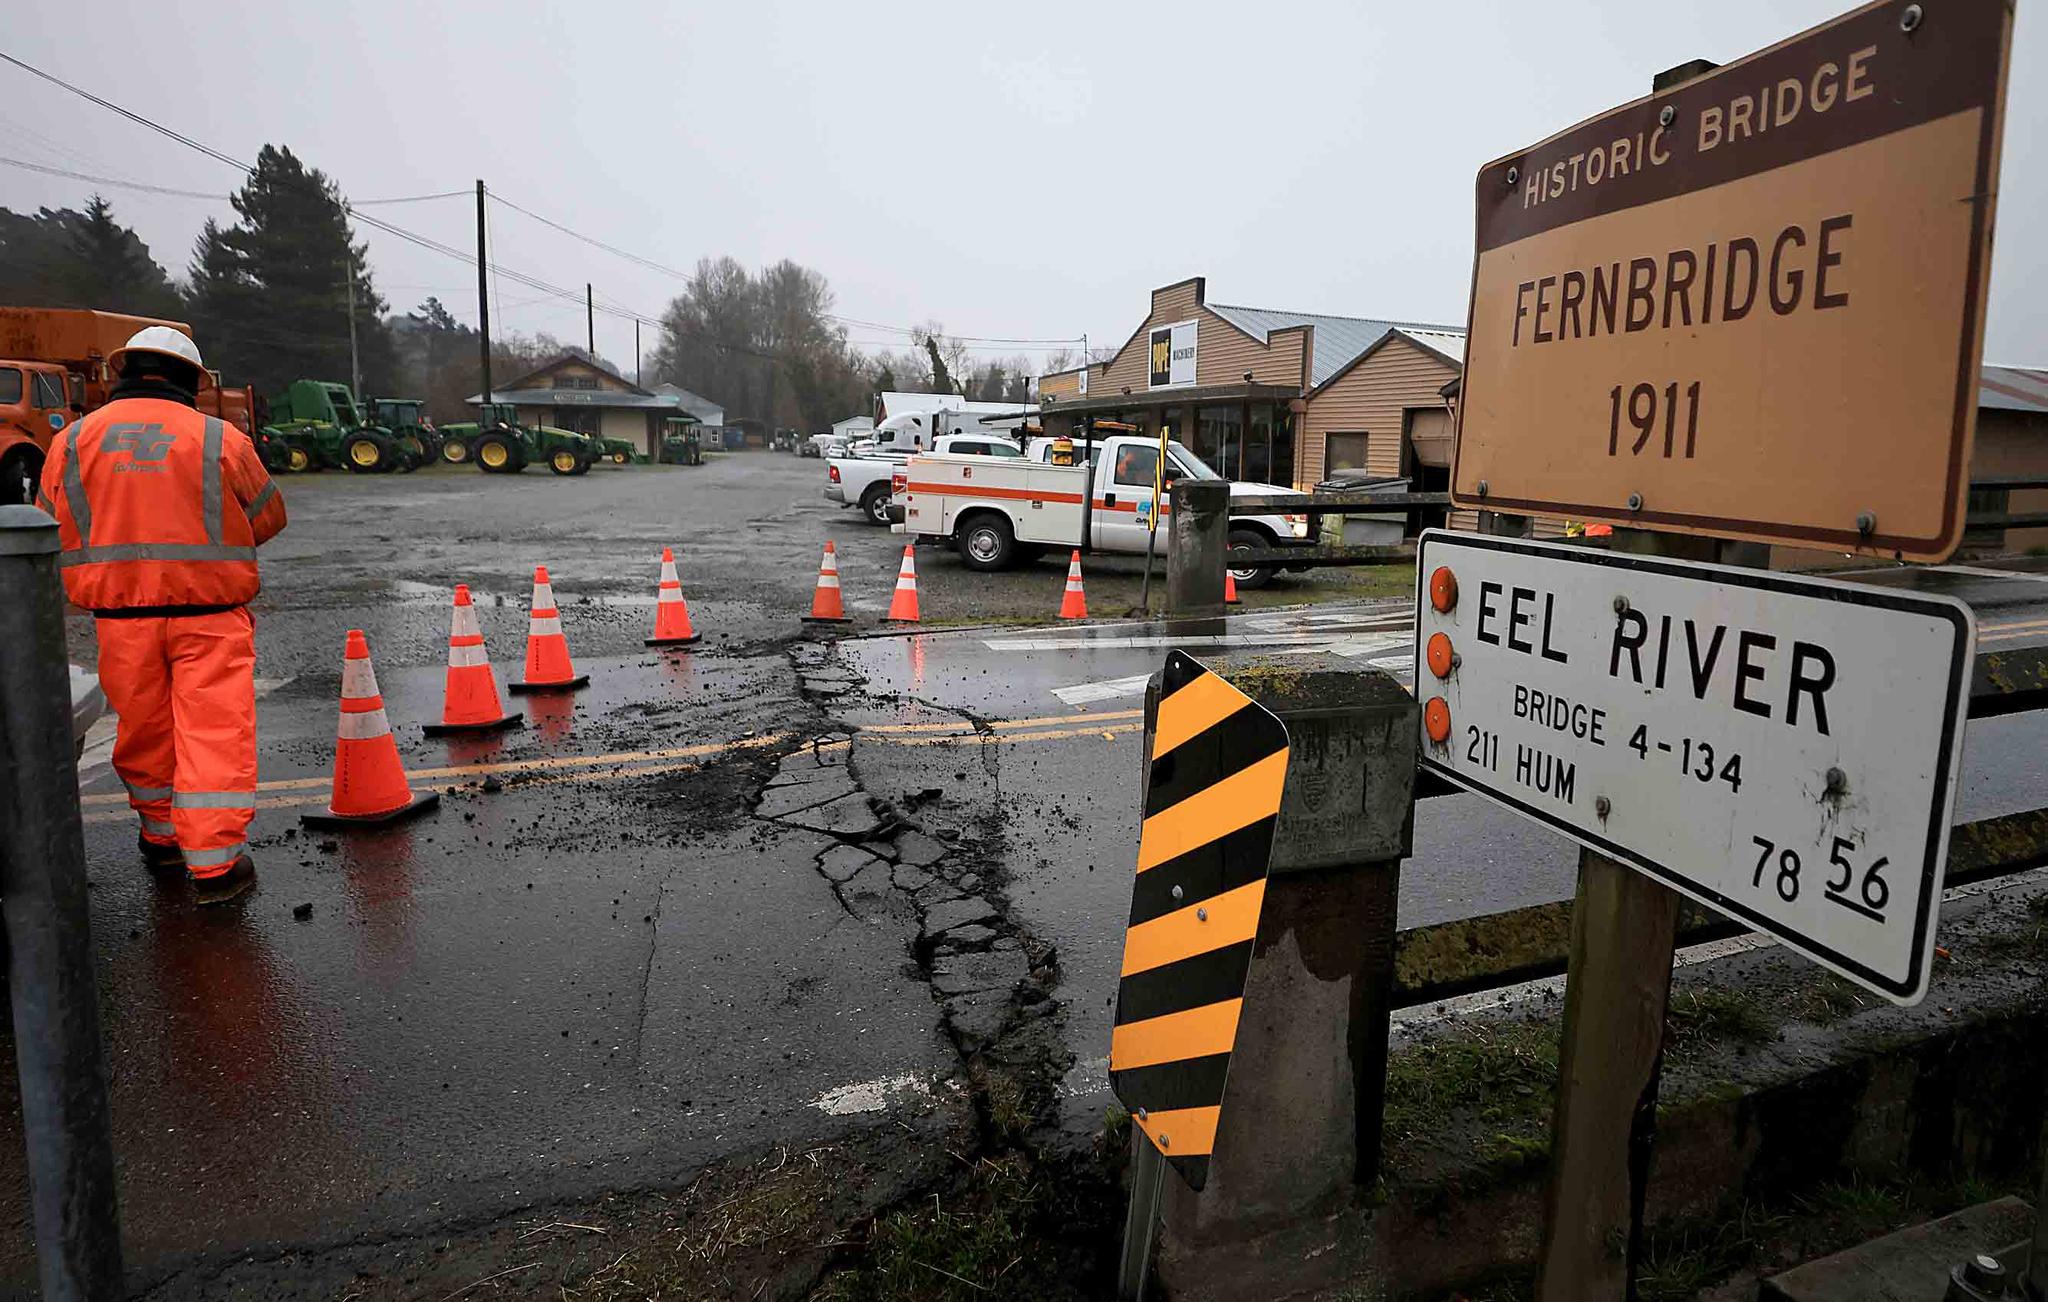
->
xmin=266 ymin=380 xmax=428 ymax=474
xmin=439 ymin=404 xmax=596 ymax=475
xmin=0 ymin=307 xmax=260 ymax=505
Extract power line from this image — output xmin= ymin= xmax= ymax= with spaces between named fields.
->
xmin=0 ymin=50 xmax=1058 ymax=377
xmin=0 ymin=154 xmax=230 ymax=200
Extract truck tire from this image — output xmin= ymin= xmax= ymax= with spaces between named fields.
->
xmin=1 ymin=447 xmax=42 ymax=508
xmin=442 ymin=437 xmax=470 ymax=464
xmin=957 ymin=513 xmax=1017 ymax=571
xmin=859 ymin=484 xmax=893 ymax=526
xmin=344 ymin=432 xmax=394 ymax=473
xmin=476 ymin=433 xmax=519 ymax=474
xmin=548 ymin=448 xmax=582 ymax=476
xmin=1227 ymin=528 xmax=1278 ymax=590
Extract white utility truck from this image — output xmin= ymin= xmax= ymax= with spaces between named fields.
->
xmin=826 ymin=433 xmax=1026 ymax=525
xmin=893 ymin=434 xmax=1316 ymax=587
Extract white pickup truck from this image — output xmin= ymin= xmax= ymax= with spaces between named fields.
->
xmin=825 ymin=433 xmax=1025 ymax=525
xmin=894 ymin=434 xmax=1316 ymax=587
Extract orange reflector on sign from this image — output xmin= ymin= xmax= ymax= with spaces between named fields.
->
xmin=1427 ymin=632 xmax=1455 ymax=679
xmin=1429 ymin=566 xmax=1458 ymax=613
xmin=1424 ymin=696 xmax=1451 ymax=743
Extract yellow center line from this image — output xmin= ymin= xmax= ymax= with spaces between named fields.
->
xmin=863 ymin=707 xmax=1144 ymax=734
xmin=81 ymin=717 xmax=1137 ymax=823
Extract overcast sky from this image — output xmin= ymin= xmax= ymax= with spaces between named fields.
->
xmin=6 ymin=0 xmax=2043 ymax=375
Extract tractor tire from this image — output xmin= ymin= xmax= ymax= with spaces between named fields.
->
xmin=441 ymin=437 xmax=471 ymax=464
xmin=1 ymin=446 xmax=42 ymax=508
xmin=344 ymin=432 xmax=394 ymax=473
xmin=548 ymin=448 xmax=582 ymax=476
xmin=570 ymin=455 xmax=592 ymax=476
xmin=611 ymin=450 xmax=630 ymax=465
xmin=284 ymin=444 xmax=315 ymax=474
xmin=476 ymin=434 xmax=519 ymax=474
xmin=395 ymin=435 xmax=427 ymax=472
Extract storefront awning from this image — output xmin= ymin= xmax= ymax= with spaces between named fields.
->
xmin=1038 ymin=382 xmax=1300 ymax=417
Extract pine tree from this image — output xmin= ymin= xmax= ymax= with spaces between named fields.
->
xmin=186 ymin=218 xmax=253 ymax=383
xmin=60 ymin=195 xmax=182 ymax=317
xmin=212 ymin=145 xmax=395 ymax=399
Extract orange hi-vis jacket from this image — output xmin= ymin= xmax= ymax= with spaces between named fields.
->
xmin=39 ymin=397 xmax=286 ymax=613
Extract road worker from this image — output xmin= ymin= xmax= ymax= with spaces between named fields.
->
xmin=37 ymin=327 xmax=287 ymax=905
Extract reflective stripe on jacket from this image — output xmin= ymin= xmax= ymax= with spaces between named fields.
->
xmin=40 ymin=397 xmax=288 ymax=612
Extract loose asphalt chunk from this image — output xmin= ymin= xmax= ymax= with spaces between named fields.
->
xmin=923 ymin=896 xmax=999 ymax=936
xmin=817 ymin=843 xmax=878 ymax=884
xmin=775 ymin=792 xmax=887 ymax=839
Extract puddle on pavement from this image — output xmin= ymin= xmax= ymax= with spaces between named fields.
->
xmin=387 ymin=579 xmax=655 ymax=607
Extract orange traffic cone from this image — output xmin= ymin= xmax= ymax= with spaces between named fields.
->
xmin=1225 ymin=570 xmax=1241 ymax=605
xmin=1059 ymin=550 xmax=1089 ymax=620
xmin=803 ymin=541 xmax=852 ymax=625
xmin=423 ymin=584 xmax=523 ymax=735
xmin=645 ymin=547 xmax=702 ymax=646
xmin=301 ymin=630 xmax=439 ymax=829
xmin=885 ymin=546 xmax=921 ymax=623
xmin=511 ymin=565 xmax=589 ymax=692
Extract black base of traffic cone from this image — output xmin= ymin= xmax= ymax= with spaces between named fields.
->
xmin=800 ymin=616 xmax=853 ymax=626
xmin=300 ymin=791 xmax=442 ymax=831
xmin=644 ymin=634 xmax=702 ymax=647
xmin=509 ymin=674 xmax=590 ymax=694
xmin=422 ymin=714 xmax=525 ymax=737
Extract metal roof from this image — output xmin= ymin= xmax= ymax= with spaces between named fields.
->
xmin=1392 ymin=328 xmax=1467 ymax=365
xmin=1205 ymin=302 xmax=1464 ymax=387
xmin=648 ymin=383 xmax=726 ymax=424
xmin=465 ymin=387 xmax=681 ymax=410
xmin=1981 ymin=364 xmax=2048 ymax=415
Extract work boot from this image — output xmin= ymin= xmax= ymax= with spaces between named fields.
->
xmin=138 ymin=834 xmax=184 ymax=873
xmin=191 ymin=855 xmax=256 ymax=907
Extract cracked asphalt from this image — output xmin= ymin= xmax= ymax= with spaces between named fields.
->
xmin=0 ymin=453 xmax=1132 ymax=1297
xmin=11 ymin=451 xmax=2048 ymax=1296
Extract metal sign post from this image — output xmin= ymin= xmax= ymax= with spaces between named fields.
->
xmin=0 ymin=505 xmax=125 ymax=1301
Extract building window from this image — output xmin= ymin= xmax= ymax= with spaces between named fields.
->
xmin=560 ymin=375 xmax=600 ymax=390
xmin=1196 ymin=405 xmax=1243 ymax=479
xmin=1325 ymin=432 xmax=1370 ymax=476
xmin=553 ymin=409 xmax=601 ymax=435
xmin=1271 ymin=408 xmax=1296 ymax=488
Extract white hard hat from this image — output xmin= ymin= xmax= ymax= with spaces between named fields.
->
xmin=108 ymin=326 xmax=206 ymax=379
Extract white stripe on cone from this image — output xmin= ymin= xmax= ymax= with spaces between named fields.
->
xmin=341 ymin=655 xmax=380 ymax=699
xmin=527 ymin=615 xmax=564 ymax=637
xmin=449 ymin=642 xmax=489 ymax=668
xmin=338 ymin=707 xmax=394 ymax=740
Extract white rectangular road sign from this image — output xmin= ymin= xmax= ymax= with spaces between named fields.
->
xmin=1414 ymin=531 xmax=1974 ymax=1003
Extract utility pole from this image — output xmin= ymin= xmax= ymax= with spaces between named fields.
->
xmin=586 ymin=284 xmax=595 ymax=359
xmin=475 ymin=180 xmax=493 ymax=407
xmin=634 ymin=319 xmax=642 ymax=387
xmin=345 ymin=266 xmax=361 ymax=399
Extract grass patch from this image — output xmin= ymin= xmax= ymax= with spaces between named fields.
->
xmin=1665 ymin=988 xmax=1776 ymax=1059
xmin=1384 ymin=1016 xmax=1559 ymax=1168
xmin=1792 ymin=974 xmax=1872 ymax=1026
xmin=815 ymin=1155 xmax=1080 ymax=1301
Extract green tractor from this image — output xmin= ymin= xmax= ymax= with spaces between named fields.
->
xmin=364 ymin=397 xmax=440 ymax=469
xmin=265 ymin=381 xmax=426 ymax=474
xmin=594 ymin=435 xmax=643 ymax=466
xmin=440 ymin=404 xmax=596 ymax=475
xmin=659 ymin=417 xmax=703 ymax=466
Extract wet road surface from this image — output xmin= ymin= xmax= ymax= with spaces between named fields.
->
xmin=10 ymin=451 xmax=2048 ymax=1291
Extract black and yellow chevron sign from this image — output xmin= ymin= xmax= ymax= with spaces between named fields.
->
xmin=1110 ymin=650 xmax=1289 ymax=1190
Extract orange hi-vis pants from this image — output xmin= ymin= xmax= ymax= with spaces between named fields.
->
xmin=96 ymin=608 xmax=258 ymax=877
